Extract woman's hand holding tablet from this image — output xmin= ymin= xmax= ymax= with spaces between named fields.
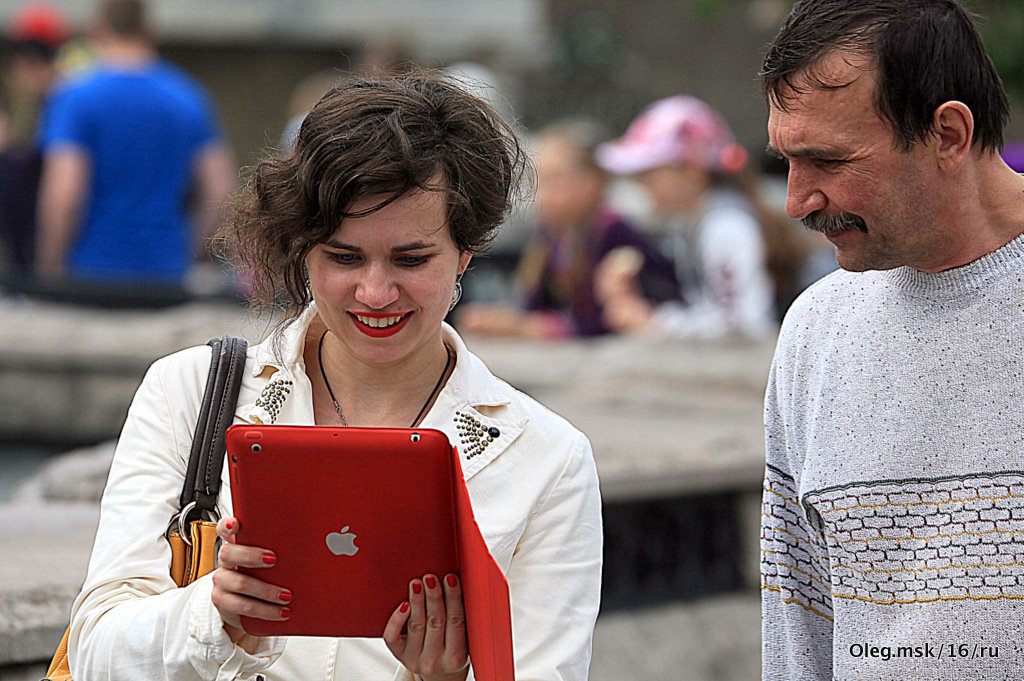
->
xmin=211 ymin=516 xmax=294 ymax=641
xmin=384 ymin=573 xmax=470 ymax=681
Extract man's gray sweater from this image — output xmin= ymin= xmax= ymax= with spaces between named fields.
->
xmin=761 ymin=233 xmax=1024 ymax=680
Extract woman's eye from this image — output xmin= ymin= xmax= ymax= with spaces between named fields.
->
xmin=328 ymin=252 xmax=359 ymax=264
xmin=398 ymin=255 xmax=428 ymax=267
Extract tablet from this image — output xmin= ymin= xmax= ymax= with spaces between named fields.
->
xmin=226 ymin=425 xmax=461 ymax=638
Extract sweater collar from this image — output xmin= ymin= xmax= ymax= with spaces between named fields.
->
xmin=886 ymin=231 xmax=1024 ymax=300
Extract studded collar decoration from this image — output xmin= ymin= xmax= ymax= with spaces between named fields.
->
xmin=251 ymin=376 xmax=293 ymax=424
xmin=455 ymin=410 xmax=504 ymax=460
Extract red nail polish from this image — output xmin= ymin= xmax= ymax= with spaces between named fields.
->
xmin=446 ymin=574 xmax=458 ymax=588
xmin=225 ymin=519 xmax=234 ymax=531
xmin=412 ymin=581 xmax=423 ymax=595
xmin=280 ymin=591 xmax=292 ymax=603
xmin=281 ymin=608 xmax=293 ymax=619
xmin=262 ymin=553 xmax=277 ymax=565
xmin=425 ymin=576 xmax=437 ymax=589
xmin=400 ymin=601 xmax=410 ymax=613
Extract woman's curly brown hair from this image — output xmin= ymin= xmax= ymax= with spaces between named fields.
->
xmin=216 ymin=70 xmax=530 ymax=323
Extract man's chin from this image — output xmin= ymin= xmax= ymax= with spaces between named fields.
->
xmin=834 ymin=249 xmax=901 ymax=273
xmin=836 ymin=260 xmax=871 ymax=273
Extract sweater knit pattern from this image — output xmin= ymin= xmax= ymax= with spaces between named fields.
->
xmin=761 ymin=232 xmax=1024 ymax=681
xmin=766 ymin=466 xmax=1024 ymax=608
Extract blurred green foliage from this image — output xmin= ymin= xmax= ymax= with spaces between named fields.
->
xmin=971 ymin=1 xmax=1024 ymax=101
xmin=688 ymin=0 xmax=1024 ymax=98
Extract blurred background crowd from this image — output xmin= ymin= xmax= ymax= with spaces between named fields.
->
xmin=0 ymin=0 xmax=838 ymax=333
xmin=4 ymin=0 xmax=1024 ymax=337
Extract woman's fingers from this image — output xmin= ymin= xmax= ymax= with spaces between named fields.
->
xmin=216 ymin=516 xmax=238 ymax=541
xmin=441 ymin=573 xmax=468 ymax=666
xmin=211 ymin=567 xmax=292 ymax=632
xmin=216 ymin=517 xmax=277 ymax=570
xmin=211 ymin=581 xmax=293 ymax=625
xmin=211 ymin=516 xmax=291 ymax=634
xmin=382 ymin=599 xmax=412 ymax=656
xmin=212 ymin=565 xmax=291 ymax=605
xmin=419 ymin=574 xmax=447 ymax=668
xmin=384 ymin=574 xmax=469 ymax=679
xmin=218 ymin=541 xmax=279 ymax=571
xmin=402 ymin=578 xmax=427 ymax=661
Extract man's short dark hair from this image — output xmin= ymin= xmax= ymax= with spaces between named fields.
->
xmin=99 ymin=0 xmax=146 ymax=38
xmin=760 ymin=0 xmax=1009 ymax=153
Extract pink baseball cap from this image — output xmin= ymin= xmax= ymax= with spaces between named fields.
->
xmin=596 ymin=95 xmax=748 ymax=175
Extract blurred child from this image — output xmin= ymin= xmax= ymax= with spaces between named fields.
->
xmin=595 ymin=95 xmax=779 ymax=337
xmin=458 ymin=119 xmax=677 ymax=338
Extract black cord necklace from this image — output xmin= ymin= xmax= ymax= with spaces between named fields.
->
xmin=317 ymin=328 xmax=453 ymax=427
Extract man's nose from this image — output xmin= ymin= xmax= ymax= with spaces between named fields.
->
xmin=785 ymin=165 xmax=827 ymax=220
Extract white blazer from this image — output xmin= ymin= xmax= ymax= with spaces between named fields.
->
xmin=68 ymin=306 xmax=603 ymax=681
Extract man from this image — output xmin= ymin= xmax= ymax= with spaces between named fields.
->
xmin=0 ymin=1 xmax=69 ymax=272
xmin=759 ymin=1 xmax=1024 ymax=679
xmin=35 ymin=0 xmax=234 ymax=287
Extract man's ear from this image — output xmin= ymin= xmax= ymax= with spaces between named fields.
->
xmin=932 ymin=101 xmax=973 ymax=173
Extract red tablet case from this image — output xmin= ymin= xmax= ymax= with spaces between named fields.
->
xmin=225 ymin=425 xmax=514 ymax=681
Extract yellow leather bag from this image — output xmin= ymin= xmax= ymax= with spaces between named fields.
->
xmin=43 ymin=336 xmax=247 ymax=681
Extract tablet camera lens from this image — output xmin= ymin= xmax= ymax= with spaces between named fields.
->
xmin=410 ymin=433 xmax=421 ymax=442
xmin=251 ymin=444 xmax=262 ymax=452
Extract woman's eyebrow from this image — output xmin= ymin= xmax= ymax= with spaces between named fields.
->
xmin=392 ymin=241 xmax=437 ymax=252
xmin=321 ymin=239 xmax=438 ymax=252
xmin=323 ymin=238 xmax=358 ymax=250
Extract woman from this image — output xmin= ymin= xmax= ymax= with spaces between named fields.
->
xmin=66 ymin=73 xmax=603 ymax=681
xmin=458 ymin=119 xmax=678 ymax=338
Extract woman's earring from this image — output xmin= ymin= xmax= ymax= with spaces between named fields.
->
xmin=448 ymin=273 xmax=464 ymax=312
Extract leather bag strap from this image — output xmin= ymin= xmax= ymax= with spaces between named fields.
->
xmin=178 ymin=336 xmax=248 ymax=519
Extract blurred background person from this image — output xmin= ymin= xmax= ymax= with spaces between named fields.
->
xmin=34 ymin=0 xmax=235 ymax=292
xmin=0 ymin=1 xmax=69 ymax=275
xmin=458 ymin=118 xmax=678 ymax=338
xmin=738 ymin=160 xmax=824 ymax=318
xmin=278 ymin=68 xmax=343 ymax=153
xmin=279 ymin=37 xmax=414 ymax=153
xmin=594 ymin=95 xmax=777 ymax=338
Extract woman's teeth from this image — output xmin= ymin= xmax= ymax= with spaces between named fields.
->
xmin=355 ymin=314 xmax=404 ymax=328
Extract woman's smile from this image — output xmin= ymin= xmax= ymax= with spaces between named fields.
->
xmin=349 ymin=311 xmax=413 ymax=338
xmin=305 ymin=188 xmax=471 ymax=368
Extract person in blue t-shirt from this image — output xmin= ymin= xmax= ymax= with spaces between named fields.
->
xmin=36 ymin=0 xmax=235 ymax=287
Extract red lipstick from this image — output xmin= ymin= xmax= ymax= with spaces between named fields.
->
xmin=348 ymin=311 xmax=412 ymax=338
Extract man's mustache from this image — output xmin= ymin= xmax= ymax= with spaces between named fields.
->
xmin=803 ymin=211 xmax=868 ymax=234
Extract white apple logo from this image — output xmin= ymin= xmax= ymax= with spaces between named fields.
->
xmin=326 ymin=526 xmax=359 ymax=556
